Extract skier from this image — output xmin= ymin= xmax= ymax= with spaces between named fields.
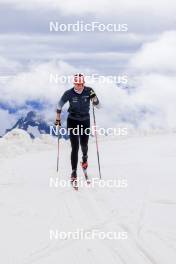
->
xmin=55 ymin=73 xmax=100 ymax=183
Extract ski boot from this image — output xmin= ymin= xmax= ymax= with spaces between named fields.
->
xmin=71 ymin=170 xmax=78 ymax=190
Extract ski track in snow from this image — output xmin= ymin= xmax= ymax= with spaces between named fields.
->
xmin=0 ymin=132 xmax=176 ymax=264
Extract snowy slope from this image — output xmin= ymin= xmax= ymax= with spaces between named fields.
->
xmin=0 ymin=130 xmax=176 ymax=264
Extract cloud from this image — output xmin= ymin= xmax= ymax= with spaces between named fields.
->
xmin=0 ymin=32 xmax=144 ymax=76
xmin=0 ymin=109 xmax=17 ymax=135
xmin=1 ymin=31 xmax=176 ymax=132
xmin=86 ymin=30 xmax=176 ymax=131
xmin=0 ymin=33 xmax=144 ymax=64
xmin=126 ymin=31 xmax=176 ymax=129
xmin=1 ymin=0 xmax=175 ymax=18
xmin=0 ymin=60 xmax=78 ymax=107
xmin=0 ymin=56 xmax=22 ymax=74
xmin=0 ymin=0 xmax=175 ymax=36
xmin=129 ymin=31 xmax=176 ymax=74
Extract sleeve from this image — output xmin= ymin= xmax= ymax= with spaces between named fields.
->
xmin=56 ymin=91 xmax=69 ymax=113
xmin=89 ymin=88 xmax=100 ymax=107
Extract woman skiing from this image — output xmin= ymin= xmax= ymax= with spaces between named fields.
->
xmin=55 ymin=73 xmax=100 ymax=183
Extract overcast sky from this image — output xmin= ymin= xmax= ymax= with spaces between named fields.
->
xmin=0 ymin=0 xmax=175 ymax=72
xmin=0 ymin=0 xmax=176 ymax=134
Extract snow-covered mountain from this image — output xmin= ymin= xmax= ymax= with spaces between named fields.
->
xmin=5 ymin=111 xmax=51 ymax=138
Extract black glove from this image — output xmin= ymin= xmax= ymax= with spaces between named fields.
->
xmin=55 ymin=119 xmax=61 ymax=127
xmin=90 ymin=89 xmax=96 ymax=99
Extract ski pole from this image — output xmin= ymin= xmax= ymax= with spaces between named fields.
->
xmin=56 ymin=126 xmax=60 ymax=172
xmin=92 ymin=105 xmax=102 ymax=179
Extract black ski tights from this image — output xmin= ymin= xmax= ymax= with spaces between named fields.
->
xmin=67 ymin=117 xmax=90 ymax=171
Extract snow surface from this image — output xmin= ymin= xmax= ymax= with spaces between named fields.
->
xmin=0 ymin=129 xmax=176 ymax=264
